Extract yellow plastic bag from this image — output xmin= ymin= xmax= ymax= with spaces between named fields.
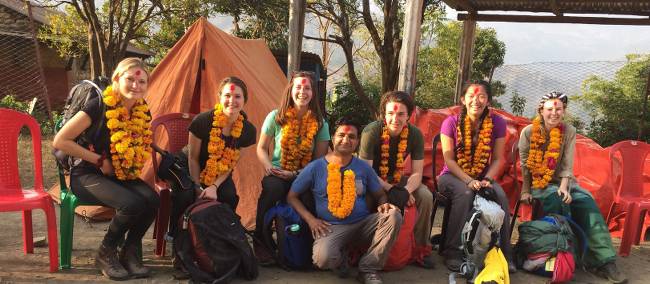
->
xmin=474 ymin=247 xmax=510 ymax=284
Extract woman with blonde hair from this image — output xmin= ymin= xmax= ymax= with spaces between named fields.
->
xmin=53 ymin=57 xmax=158 ymax=280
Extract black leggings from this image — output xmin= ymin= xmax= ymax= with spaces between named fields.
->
xmin=70 ymin=171 xmax=160 ymax=249
xmin=254 ymin=175 xmax=314 ymax=239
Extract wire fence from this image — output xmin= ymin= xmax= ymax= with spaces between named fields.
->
xmin=493 ymin=61 xmax=628 ymax=133
xmin=0 ymin=7 xmax=51 ymax=117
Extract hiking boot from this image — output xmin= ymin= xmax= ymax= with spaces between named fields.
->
xmin=253 ymin=242 xmax=275 ymax=266
xmin=356 ymin=272 xmax=383 ymax=284
xmin=119 ymin=244 xmax=150 ymax=278
xmin=444 ymin=256 xmax=462 ymax=272
xmin=589 ymin=262 xmax=627 ymax=284
xmin=95 ymin=244 xmax=129 ymax=281
xmin=418 ymin=254 xmax=435 ymax=269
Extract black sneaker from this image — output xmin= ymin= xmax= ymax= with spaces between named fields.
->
xmin=589 ymin=262 xmax=627 ymax=284
xmin=444 ymin=257 xmax=462 ymax=272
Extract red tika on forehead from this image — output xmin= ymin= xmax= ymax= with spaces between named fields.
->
xmin=554 ymin=101 xmax=558 ymax=107
xmin=392 ymin=104 xmax=399 ymax=111
xmin=469 ymin=85 xmax=480 ymax=95
xmin=301 ymin=78 xmax=307 ymax=85
xmin=343 ymin=126 xmax=350 ymax=132
xmin=135 ymin=70 xmax=141 ymax=76
xmin=229 ymin=84 xmax=236 ymax=91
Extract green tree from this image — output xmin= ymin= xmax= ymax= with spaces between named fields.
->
xmin=214 ymin=0 xmax=289 ymax=50
xmin=510 ymin=90 xmax=526 ymax=116
xmin=38 ymin=0 xmax=164 ymax=78
xmin=576 ymin=54 xmax=650 ymax=146
xmin=415 ymin=21 xmax=506 ymax=109
xmin=327 ymin=80 xmax=382 ymax=133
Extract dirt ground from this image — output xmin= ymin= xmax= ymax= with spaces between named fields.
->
xmin=0 ymin=207 xmax=648 ymax=284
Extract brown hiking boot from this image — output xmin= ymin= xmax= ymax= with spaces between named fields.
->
xmin=119 ymin=244 xmax=150 ymax=278
xmin=96 ymin=244 xmax=129 ymax=281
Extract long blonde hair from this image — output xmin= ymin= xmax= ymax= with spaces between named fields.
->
xmin=111 ymin=57 xmax=149 ymax=93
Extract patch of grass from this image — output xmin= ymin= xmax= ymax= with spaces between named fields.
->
xmin=18 ymin=135 xmax=58 ymax=190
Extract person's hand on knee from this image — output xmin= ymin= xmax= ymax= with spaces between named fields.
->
xmin=308 ymin=218 xmax=332 ymax=239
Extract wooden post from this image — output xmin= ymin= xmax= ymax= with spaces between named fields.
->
xmin=454 ymin=17 xmax=476 ymax=104
xmin=287 ymin=0 xmax=305 ymax=78
xmin=398 ymin=0 xmax=424 ymax=96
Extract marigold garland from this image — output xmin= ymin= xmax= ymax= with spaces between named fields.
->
xmin=326 ymin=162 xmax=356 ymax=219
xmin=456 ymin=113 xmax=493 ymax=178
xmin=526 ymin=116 xmax=563 ymax=189
xmin=280 ymin=107 xmax=319 ymax=171
xmin=379 ymin=125 xmax=409 ymax=184
xmin=200 ymin=103 xmax=244 ymax=185
xmin=103 ymin=85 xmax=153 ymax=180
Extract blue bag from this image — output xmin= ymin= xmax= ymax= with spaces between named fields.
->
xmin=263 ymin=203 xmax=313 ymax=270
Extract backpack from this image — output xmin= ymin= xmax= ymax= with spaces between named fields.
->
xmin=174 ymin=199 xmax=258 ymax=284
xmin=515 ymin=214 xmax=587 ymax=283
xmin=53 ymin=78 xmax=110 ymax=172
xmin=458 ymin=188 xmax=505 ymax=282
xmin=262 ymin=203 xmax=313 ymax=270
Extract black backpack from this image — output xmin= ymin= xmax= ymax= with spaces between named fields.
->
xmin=53 ymin=78 xmax=110 ymax=172
xmin=174 ymin=199 xmax=258 ymax=284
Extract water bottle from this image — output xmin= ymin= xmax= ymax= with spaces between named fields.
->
xmin=285 ymin=224 xmax=300 ymax=236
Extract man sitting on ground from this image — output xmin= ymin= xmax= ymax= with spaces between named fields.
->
xmin=287 ymin=118 xmax=402 ymax=284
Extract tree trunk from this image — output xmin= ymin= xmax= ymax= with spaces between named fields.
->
xmin=342 ymin=42 xmax=377 ymax=116
xmin=87 ymin=26 xmax=101 ymax=79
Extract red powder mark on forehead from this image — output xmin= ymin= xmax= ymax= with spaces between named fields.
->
xmin=229 ymin=84 xmax=236 ymax=91
xmin=343 ymin=126 xmax=351 ymax=132
xmin=135 ymin=70 xmax=141 ymax=76
xmin=301 ymin=78 xmax=307 ymax=85
xmin=392 ymin=104 xmax=399 ymax=111
xmin=553 ymin=101 xmax=558 ymax=107
xmin=469 ymin=85 xmax=480 ymax=95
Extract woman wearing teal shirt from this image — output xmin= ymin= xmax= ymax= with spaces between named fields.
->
xmin=254 ymin=71 xmax=330 ymax=264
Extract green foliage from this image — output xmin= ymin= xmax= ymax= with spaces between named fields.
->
xmin=509 ymin=90 xmax=526 ymax=116
xmin=0 ymin=96 xmax=60 ymax=135
xmin=327 ymin=80 xmax=382 ymax=133
xmin=215 ymin=0 xmax=288 ymax=50
xmin=0 ymin=95 xmax=30 ymax=112
xmin=575 ymin=54 xmax=650 ymax=146
xmin=38 ymin=5 xmax=87 ymax=59
xmin=415 ymin=21 xmax=506 ymax=109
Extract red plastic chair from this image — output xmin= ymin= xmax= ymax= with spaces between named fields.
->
xmin=0 ymin=108 xmax=58 ymax=272
xmin=150 ymin=112 xmax=195 ymax=257
xmin=606 ymin=140 xmax=650 ymax=256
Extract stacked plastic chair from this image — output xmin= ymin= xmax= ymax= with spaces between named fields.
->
xmin=150 ymin=112 xmax=195 ymax=257
xmin=606 ymin=140 xmax=650 ymax=256
xmin=0 ymin=108 xmax=58 ymax=272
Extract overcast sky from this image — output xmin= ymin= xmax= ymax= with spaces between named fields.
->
xmin=444 ymin=6 xmax=650 ymax=64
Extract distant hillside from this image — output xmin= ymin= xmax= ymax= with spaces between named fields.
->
xmin=493 ymin=61 xmax=626 ymax=120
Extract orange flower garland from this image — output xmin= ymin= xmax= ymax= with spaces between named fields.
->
xmin=103 ymin=85 xmax=153 ymax=180
xmin=379 ymin=125 xmax=409 ymax=184
xmin=456 ymin=114 xmax=493 ymax=178
xmin=280 ymin=107 xmax=319 ymax=171
xmin=200 ymin=103 xmax=244 ymax=185
xmin=326 ymin=162 xmax=356 ymax=219
xmin=526 ymin=116 xmax=563 ymax=189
